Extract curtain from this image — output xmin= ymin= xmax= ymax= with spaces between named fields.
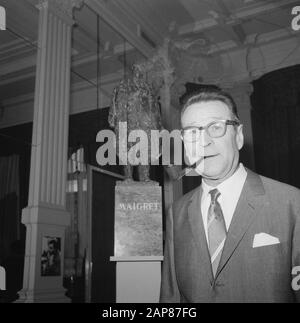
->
xmin=0 ymin=154 xmax=20 ymax=263
xmin=251 ymin=65 xmax=300 ymax=188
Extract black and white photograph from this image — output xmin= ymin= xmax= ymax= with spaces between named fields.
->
xmin=41 ymin=237 xmax=61 ymax=277
xmin=0 ymin=0 xmax=300 ymax=307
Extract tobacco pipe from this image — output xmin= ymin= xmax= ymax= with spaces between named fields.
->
xmin=176 ymin=156 xmax=204 ymax=180
xmin=164 ymin=156 xmax=204 ymax=181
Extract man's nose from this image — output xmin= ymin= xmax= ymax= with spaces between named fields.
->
xmin=199 ymin=130 xmax=212 ymax=147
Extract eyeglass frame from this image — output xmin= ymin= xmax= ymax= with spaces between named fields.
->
xmin=181 ymin=119 xmax=241 ymax=142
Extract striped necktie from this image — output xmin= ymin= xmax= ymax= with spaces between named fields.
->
xmin=207 ymin=189 xmax=227 ymax=277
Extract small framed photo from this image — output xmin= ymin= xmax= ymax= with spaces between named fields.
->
xmin=41 ymin=236 xmax=61 ymax=277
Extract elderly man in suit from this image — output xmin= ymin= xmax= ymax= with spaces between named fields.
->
xmin=160 ymin=88 xmax=300 ymax=303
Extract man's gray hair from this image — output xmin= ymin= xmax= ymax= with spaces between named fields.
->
xmin=181 ymin=88 xmax=240 ymax=122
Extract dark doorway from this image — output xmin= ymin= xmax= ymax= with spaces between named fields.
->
xmin=88 ymin=167 xmax=124 ymax=303
xmin=251 ymin=64 xmax=300 ymax=188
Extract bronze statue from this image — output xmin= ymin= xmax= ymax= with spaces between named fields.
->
xmin=108 ymin=64 xmax=162 ymax=181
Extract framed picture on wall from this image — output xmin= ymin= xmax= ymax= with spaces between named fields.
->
xmin=41 ymin=237 xmax=61 ymax=277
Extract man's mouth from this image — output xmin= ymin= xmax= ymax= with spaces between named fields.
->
xmin=190 ymin=154 xmax=218 ymax=169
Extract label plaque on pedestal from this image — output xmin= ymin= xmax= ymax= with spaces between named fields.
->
xmin=114 ymin=181 xmax=163 ymax=257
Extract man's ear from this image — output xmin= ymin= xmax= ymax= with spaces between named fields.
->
xmin=236 ymin=124 xmax=244 ymax=150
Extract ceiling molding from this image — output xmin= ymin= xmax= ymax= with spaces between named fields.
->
xmin=0 ymin=39 xmax=30 ymax=53
xmin=114 ymin=0 xmax=165 ymax=47
xmin=1 ymin=92 xmax=35 ymax=108
xmin=4 ymin=35 xmax=300 ymax=106
xmin=0 ymin=70 xmax=36 ymax=87
xmin=2 ymin=0 xmax=300 ymax=104
xmin=85 ymin=0 xmax=155 ymax=59
xmin=0 ymin=54 xmax=37 ymax=76
xmin=214 ymin=0 xmax=246 ymax=45
xmin=178 ymin=0 xmax=206 ymax=21
xmin=1 ymin=27 xmax=299 ymax=87
xmin=208 ymin=28 xmax=300 ymax=54
xmin=1 ymin=70 xmax=123 ymax=108
xmin=234 ymin=0 xmax=298 ymax=20
xmin=178 ymin=0 xmax=299 ymax=36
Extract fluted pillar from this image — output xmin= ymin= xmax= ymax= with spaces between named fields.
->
xmin=18 ymin=0 xmax=83 ymax=303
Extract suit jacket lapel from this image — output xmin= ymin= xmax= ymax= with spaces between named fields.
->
xmin=187 ymin=186 xmax=214 ymax=282
xmin=215 ymin=169 xmax=266 ymax=279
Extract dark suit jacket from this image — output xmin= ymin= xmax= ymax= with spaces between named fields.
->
xmin=160 ymin=169 xmax=300 ymax=302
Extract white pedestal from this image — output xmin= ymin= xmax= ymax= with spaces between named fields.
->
xmin=110 ymin=256 xmax=163 ymax=303
xmin=0 ymin=266 xmax=5 ymax=291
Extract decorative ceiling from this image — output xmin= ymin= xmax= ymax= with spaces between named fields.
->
xmin=0 ymin=0 xmax=299 ymax=112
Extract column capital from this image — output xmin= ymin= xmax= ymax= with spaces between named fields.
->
xmin=37 ymin=0 xmax=84 ymax=24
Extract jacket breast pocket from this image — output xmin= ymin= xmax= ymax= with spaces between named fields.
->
xmin=249 ymin=242 xmax=288 ymax=274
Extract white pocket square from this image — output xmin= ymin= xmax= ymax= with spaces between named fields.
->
xmin=252 ymin=233 xmax=280 ymax=248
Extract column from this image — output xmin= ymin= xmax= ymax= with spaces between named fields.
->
xmin=18 ymin=0 xmax=82 ymax=303
xmin=224 ymin=82 xmax=255 ymax=170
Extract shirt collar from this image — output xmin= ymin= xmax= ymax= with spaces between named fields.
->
xmin=201 ymin=163 xmax=247 ymax=198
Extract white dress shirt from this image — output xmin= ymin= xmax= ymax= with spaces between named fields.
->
xmin=200 ymin=163 xmax=248 ymax=243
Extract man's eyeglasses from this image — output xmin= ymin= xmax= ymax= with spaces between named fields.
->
xmin=181 ymin=119 xmax=240 ymax=142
